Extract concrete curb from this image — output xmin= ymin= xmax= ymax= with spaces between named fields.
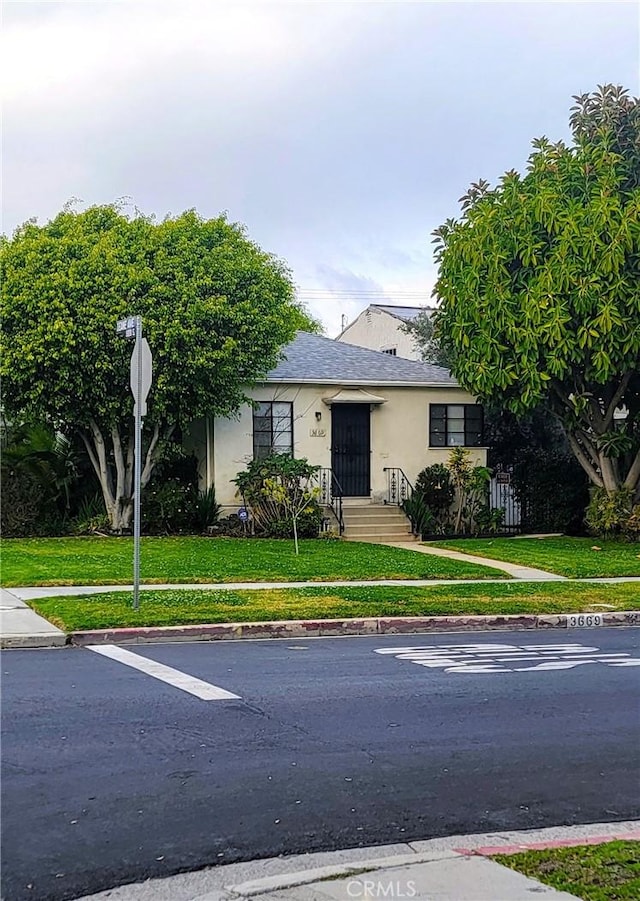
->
xmin=224 ymin=850 xmax=461 ymax=898
xmin=457 ymin=830 xmax=640 ymax=856
xmin=0 ymin=633 xmax=68 ymax=649
xmin=69 ymin=609 xmax=640 ymax=646
xmin=219 ymin=831 xmax=640 ymax=899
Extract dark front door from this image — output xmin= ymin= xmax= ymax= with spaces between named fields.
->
xmin=331 ymin=404 xmax=371 ymax=496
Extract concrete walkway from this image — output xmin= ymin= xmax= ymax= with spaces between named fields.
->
xmin=0 ymin=587 xmax=66 ymax=648
xmin=386 ymin=540 xmax=566 ymax=580
xmin=79 ymin=820 xmax=640 ymax=900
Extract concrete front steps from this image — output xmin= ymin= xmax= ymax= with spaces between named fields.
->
xmin=341 ymin=503 xmax=415 ymax=543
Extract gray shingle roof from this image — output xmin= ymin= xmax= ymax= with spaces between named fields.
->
xmin=266 ymin=332 xmax=457 ymax=386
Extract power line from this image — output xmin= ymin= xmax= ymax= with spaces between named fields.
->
xmin=297 ymin=288 xmax=430 ymax=293
xmin=296 ymin=291 xmax=430 ymax=300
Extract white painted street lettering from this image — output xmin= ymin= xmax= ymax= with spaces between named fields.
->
xmin=87 ymin=645 xmax=241 ymax=699
xmin=375 ymin=642 xmax=640 ymax=674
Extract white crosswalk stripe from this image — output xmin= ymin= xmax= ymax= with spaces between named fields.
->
xmin=87 ymin=645 xmax=241 ymax=699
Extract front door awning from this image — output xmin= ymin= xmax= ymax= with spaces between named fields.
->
xmin=322 ymin=388 xmax=386 ymax=406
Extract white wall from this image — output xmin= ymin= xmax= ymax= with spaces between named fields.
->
xmin=337 ymin=308 xmax=421 ymax=360
xmin=198 ymin=383 xmax=486 ymax=508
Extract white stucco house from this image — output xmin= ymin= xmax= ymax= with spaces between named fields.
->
xmin=336 ymin=304 xmax=433 ymax=360
xmin=185 ymin=332 xmax=486 ymax=538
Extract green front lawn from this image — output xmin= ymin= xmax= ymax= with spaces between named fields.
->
xmin=494 ymin=840 xmax=640 ymax=901
xmin=428 ymin=537 xmax=640 ymax=578
xmin=1 ymin=536 xmax=503 ymax=587
xmin=29 ymin=581 xmax=639 ymax=631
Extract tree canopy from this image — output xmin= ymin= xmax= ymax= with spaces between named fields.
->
xmin=0 ymin=204 xmax=316 ymax=529
xmin=432 ymin=85 xmax=640 ymax=502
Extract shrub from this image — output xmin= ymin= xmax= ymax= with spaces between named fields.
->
xmin=261 ymin=506 xmax=323 ymax=539
xmin=474 ymin=505 xmax=506 ymax=535
xmin=194 ymin=485 xmax=221 ymax=532
xmin=511 ymin=449 xmax=589 ymax=534
xmin=233 ymin=454 xmax=322 ymax=547
xmin=447 ymin=447 xmax=492 ymax=535
xmin=410 ymin=463 xmax=454 ymax=534
xmin=623 ymin=505 xmax=640 ymax=542
xmin=206 ymin=515 xmax=248 ymax=538
xmin=586 ymin=487 xmax=640 ymax=541
xmin=0 ymin=468 xmax=45 ymax=537
xmin=70 ymin=493 xmax=110 ymax=535
xmin=143 ymin=478 xmax=198 ymax=534
xmin=0 ymin=421 xmax=91 ymax=536
xmin=414 ymin=464 xmax=454 ymax=514
xmin=143 ymin=448 xmax=200 ymax=534
xmin=401 ymin=494 xmax=437 ymax=536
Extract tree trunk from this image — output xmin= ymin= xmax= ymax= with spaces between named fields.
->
xmin=80 ymin=419 xmax=173 ymax=533
xmin=553 ymin=380 xmax=639 ymax=500
xmin=292 ymin=516 xmax=299 ymax=555
xmin=567 ymin=427 xmax=639 ymax=499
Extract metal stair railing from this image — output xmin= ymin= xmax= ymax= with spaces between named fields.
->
xmin=317 ymin=467 xmax=345 ymax=535
xmin=382 ymin=467 xmax=414 ymax=506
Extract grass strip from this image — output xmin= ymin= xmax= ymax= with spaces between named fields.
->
xmin=493 ymin=840 xmax=640 ymax=901
xmin=428 ymin=537 xmax=640 ymax=578
xmin=1 ymin=536 xmax=504 ymax=587
xmin=29 ymin=581 xmax=640 ymax=631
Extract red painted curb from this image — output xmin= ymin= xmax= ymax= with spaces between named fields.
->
xmin=68 ymin=610 xmax=640 ymax=646
xmin=455 ymin=832 xmax=640 ymax=856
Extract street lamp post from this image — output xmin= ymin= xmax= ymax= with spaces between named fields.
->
xmin=116 ymin=315 xmax=153 ymax=610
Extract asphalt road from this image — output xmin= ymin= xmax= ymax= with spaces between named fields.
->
xmin=2 ymin=627 xmax=639 ymax=901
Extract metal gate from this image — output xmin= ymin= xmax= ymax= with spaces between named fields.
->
xmin=331 ymin=404 xmax=371 ymax=497
xmin=490 ymin=464 xmax=521 ymax=533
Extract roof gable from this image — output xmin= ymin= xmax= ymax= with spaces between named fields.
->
xmin=336 ymin=303 xmax=433 ymax=340
xmin=369 ymin=304 xmax=432 ymax=322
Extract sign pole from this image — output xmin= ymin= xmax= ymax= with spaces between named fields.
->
xmin=116 ymin=314 xmax=153 ymax=611
xmin=133 ymin=315 xmax=143 ymax=611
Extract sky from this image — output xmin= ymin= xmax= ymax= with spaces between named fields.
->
xmin=2 ymin=0 xmax=639 ymax=335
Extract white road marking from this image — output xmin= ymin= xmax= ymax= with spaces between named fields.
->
xmin=86 ymin=645 xmax=240 ymax=700
xmin=375 ymin=642 xmax=640 ymax=675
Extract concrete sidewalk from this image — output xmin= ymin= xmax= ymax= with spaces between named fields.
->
xmin=201 ymin=850 xmax=580 ymax=900
xmin=81 ymin=820 xmax=640 ymax=900
xmin=0 ymin=587 xmax=66 ymax=648
xmin=2 ymin=577 xmax=639 ymax=648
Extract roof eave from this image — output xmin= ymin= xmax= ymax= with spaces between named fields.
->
xmin=264 ymin=377 xmax=459 ymax=388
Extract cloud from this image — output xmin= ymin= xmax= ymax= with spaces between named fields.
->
xmin=2 ymin=0 xmax=638 ymax=336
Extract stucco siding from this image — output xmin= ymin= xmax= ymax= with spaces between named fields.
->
xmin=337 ymin=309 xmax=421 ymax=360
xmin=204 ymin=383 xmax=486 ymax=507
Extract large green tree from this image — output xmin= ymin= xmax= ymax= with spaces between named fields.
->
xmin=1 ymin=205 xmax=315 ymax=530
xmin=433 ymin=85 xmax=640 ymax=501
